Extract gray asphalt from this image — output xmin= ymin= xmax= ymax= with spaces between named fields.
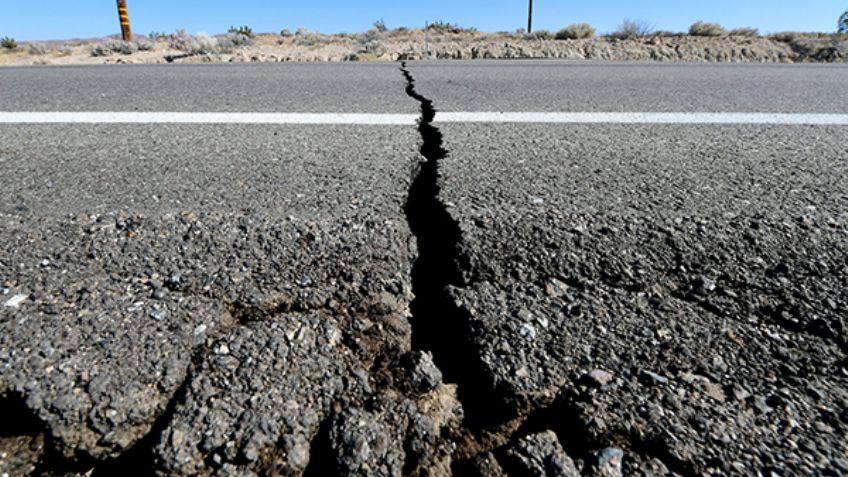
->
xmin=1 ymin=65 xmax=428 ymax=475
xmin=1 ymin=61 xmax=847 ymax=476
xmin=410 ymin=60 xmax=848 ymax=113
xmin=0 ymin=63 xmax=416 ymax=113
xmin=406 ymin=61 xmax=847 ymax=475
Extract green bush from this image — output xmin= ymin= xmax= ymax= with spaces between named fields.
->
xmin=228 ymin=25 xmax=254 ymax=38
xmin=1 ymin=36 xmax=18 ymax=50
xmin=373 ymin=19 xmax=388 ymax=32
xmin=728 ymin=27 xmax=759 ymax=37
xmin=610 ymin=19 xmax=654 ymax=39
xmin=555 ymin=23 xmax=596 ymax=40
xmin=839 ymin=10 xmax=848 ymax=34
xmin=689 ymin=21 xmax=727 ymax=37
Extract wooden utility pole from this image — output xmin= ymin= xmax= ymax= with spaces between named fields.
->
xmin=116 ymin=0 xmax=132 ymax=41
xmin=527 ymin=0 xmax=534 ymax=33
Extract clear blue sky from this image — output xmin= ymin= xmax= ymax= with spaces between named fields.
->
xmin=2 ymin=0 xmax=846 ymax=41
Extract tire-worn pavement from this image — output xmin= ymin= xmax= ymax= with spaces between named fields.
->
xmin=1 ymin=61 xmax=846 ymax=476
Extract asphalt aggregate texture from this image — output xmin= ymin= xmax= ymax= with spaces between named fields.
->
xmin=1 ymin=61 xmax=847 ymax=476
xmin=409 ymin=60 xmax=848 ymax=113
xmin=0 ymin=64 xmax=417 ymax=113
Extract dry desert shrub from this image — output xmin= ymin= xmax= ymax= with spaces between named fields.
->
xmin=293 ymin=28 xmax=329 ymax=47
xmin=427 ymin=21 xmax=476 ymax=34
xmin=357 ymin=29 xmax=386 ymax=56
xmin=526 ymin=30 xmax=554 ymax=40
xmin=729 ymin=27 xmax=760 ymax=37
xmin=216 ymin=33 xmax=253 ymax=53
xmin=91 ymin=39 xmax=137 ymax=56
xmin=556 ymin=23 xmax=596 ymax=40
xmin=610 ymin=19 xmax=654 ymax=39
xmin=373 ymin=19 xmax=388 ymax=33
xmin=26 ymin=43 xmax=51 ymax=55
xmin=689 ymin=21 xmax=727 ymax=37
xmin=56 ymin=44 xmax=74 ymax=56
xmin=135 ymin=37 xmax=155 ymax=51
xmin=167 ymin=30 xmax=249 ymax=55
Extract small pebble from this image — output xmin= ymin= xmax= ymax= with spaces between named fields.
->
xmin=639 ymin=369 xmax=669 ymax=385
xmin=519 ymin=323 xmax=537 ymax=340
xmin=149 ymin=307 xmax=168 ymax=321
xmin=214 ymin=344 xmax=230 ymax=355
xmin=584 ymin=369 xmax=614 ymax=387
xmin=3 ymin=294 xmax=27 ymax=309
xmin=596 ymin=447 xmax=624 ymax=464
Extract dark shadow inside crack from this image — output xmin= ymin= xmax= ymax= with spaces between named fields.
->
xmin=89 ymin=373 xmax=192 ymax=477
xmin=0 ymin=392 xmax=44 ymax=439
xmin=400 ymin=62 xmax=514 ymax=434
xmin=0 ymin=392 xmax=97 ymax=476
xmin=301 ymin=418 xmax=339 ymax=477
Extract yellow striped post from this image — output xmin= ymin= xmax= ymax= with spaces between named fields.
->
xmin=116 ymin=0 xmax=132 ymax=41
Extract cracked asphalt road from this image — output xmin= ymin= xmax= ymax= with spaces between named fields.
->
xmin=2 ymin=61 xmax=847 ymax=476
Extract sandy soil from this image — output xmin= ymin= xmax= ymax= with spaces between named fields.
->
xmin=2 ymin=30 xmax=847 ymax=66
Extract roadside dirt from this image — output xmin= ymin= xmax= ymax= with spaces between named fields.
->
xmin=2 ymin=30 xmax=846 ymax=66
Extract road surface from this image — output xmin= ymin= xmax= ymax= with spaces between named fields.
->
xmin=1 ymin=61 xmax=846 ymax=476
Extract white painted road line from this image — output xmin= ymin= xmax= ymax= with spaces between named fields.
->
xmin=435 ymin=112 xmax=848 ymax=125
xmin=0 ymin=112 xmax=419 ymax=125
xmin=1 ymin=112 xmax=847 ymax=125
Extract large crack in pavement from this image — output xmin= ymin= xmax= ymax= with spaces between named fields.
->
xmin=400 ymin=62 xmax=517 ymax=434
xmin=400 ymin=63 xmax=603 ymax=473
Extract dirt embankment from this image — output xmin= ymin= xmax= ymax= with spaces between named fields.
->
xmin=2 ymin=30 xmax=847 ymax=66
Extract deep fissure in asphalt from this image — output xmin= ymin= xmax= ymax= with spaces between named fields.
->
xmin=398 ymin=64 xmax=700 ymax=473
xmin=400 ymin=63 xmax=514 ymax=436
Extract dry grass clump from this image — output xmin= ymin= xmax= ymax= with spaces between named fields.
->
xmin=426 ymin=21 xmax=476 ymax=34
xmin=770 ymin=31 xmax=804 ymax=43
xmin=556 ymin=23 xmax=595 ymax=40
xmin=689 ymin=21 xmax=727 ymax=37
xmin=357 ymin=29 xmax=386 ymax=56
xmin=26 ymin=43 xmax=51 ymax=55
xmin=610 ymin=19 xmax=654 ymax=39
xmin=135 ymin=37 xmax=155 ymax=51
xmin=729 ymin=27 xmax=759 ymax=37
xmin=91 ymin=39 xmax=137 ymax=56
xmin=526 ymin=30 xmax=554 ymax=40
xmin=292 ymin=28 xmax=330 ymax=47
xmin=56 ymin=45 xmax=74 ymax=56
xmin=166 ymin=30 xmax=252 ymax=55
